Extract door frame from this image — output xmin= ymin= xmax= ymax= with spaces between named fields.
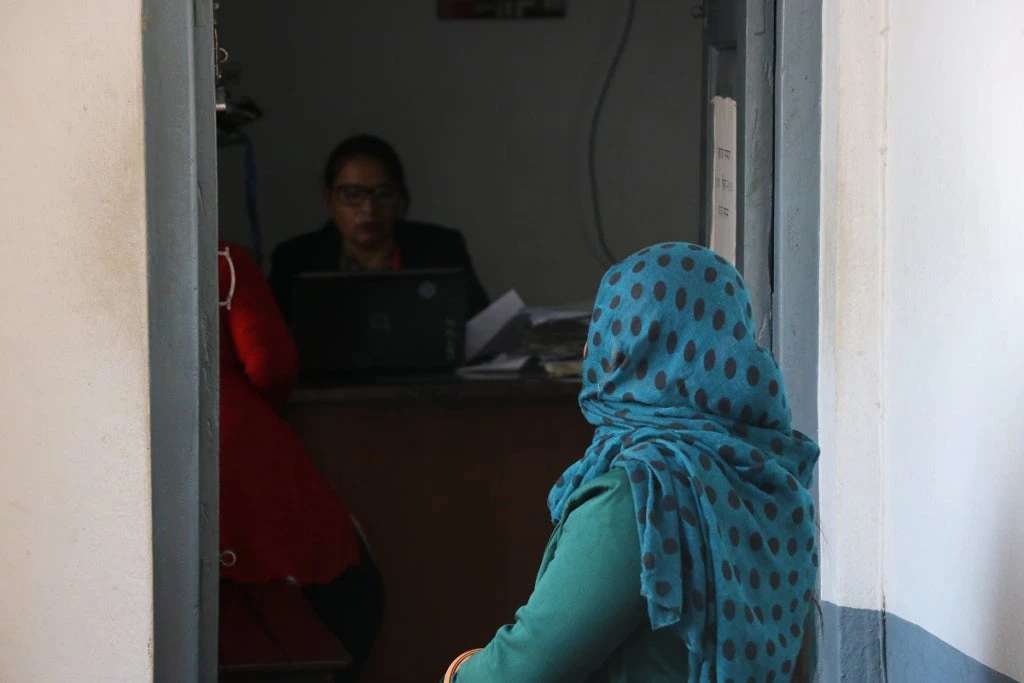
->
xmin=700 ymin=0 xmax=820 ymax=435
xmin=143 ymin=0 xmax=219 ymax=680
xmin=774 ymin=0 xmax=823 ymax=680
xmin=773 ymin=0 xmax=820 ymax=444
xmin=699 ymin=0 xmax=777 ymax=350
xmin=141 ymin=0 xmax=822 ymax=679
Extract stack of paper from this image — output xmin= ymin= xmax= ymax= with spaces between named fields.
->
xmin=455 ymin=354 xmax=531 ymax=379
xmin=464 ymin=290 xmax=526 ymax=362
xmin=526 ymin=306 xmax=591 ymax=326
xmin=458 ymin=291 xmax=588 ymax=380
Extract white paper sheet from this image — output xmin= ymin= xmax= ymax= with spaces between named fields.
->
xmin=456 ymin=354 xmax=531 ymax=379
xmin=527 ymin=307 xmax=591 ymax=326
xmin=710 ymin=96 xmax=738 ymax=265
xmin=542 ymin=359 xmax=583 ymax=379
xmin=464 ymin=289 xmax=526 ymax=362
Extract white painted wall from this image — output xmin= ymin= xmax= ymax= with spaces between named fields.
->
xmin=216 ymin=0 xmax=703 ymax=304
xmin=882 ymin=0 xmax=1024 ymax=678
xmin=820 ymin=0 xmax=1024 ymax=678
xmin=0 ymin=1 xmax=154 ymax=680
xmin=817 ymin=0 xmax=888 ymax=615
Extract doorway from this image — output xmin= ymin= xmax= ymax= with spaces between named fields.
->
xmin=144 ymin=0 xmax=823 ymax=680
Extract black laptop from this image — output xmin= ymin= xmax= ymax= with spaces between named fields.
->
xmin=291 ymin=269 xmax=468 ymax=379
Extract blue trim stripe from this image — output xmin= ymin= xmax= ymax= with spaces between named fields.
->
xmin=820 ymin=603 xmax=1020 ymax=682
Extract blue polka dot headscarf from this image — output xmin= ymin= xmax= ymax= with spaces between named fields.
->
xmin=549 ymin=243 xmax=820 ymax=682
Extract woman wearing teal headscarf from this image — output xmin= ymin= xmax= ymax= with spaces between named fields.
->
xmin=444 ymin=243 xmax=819 ymax=682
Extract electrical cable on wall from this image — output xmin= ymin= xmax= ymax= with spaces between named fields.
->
xmin=587 ymin=0 xmax=637 ymax=267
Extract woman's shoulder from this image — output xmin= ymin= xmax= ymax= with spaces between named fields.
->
xmin=219 ymin=241 xmax=261 ymax=289
xmin=563 ymin=468 xmax=634 ymax=520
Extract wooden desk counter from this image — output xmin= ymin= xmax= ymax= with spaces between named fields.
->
xmin=286 ymin=377 xmax=593 ymax=682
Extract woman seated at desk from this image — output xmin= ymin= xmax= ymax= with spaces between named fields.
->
xmin=270 ymin=134 xmax=489 ymax=323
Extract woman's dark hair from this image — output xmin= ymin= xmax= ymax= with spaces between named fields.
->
xmin=322 ymin=134 xmax=409 ymax=205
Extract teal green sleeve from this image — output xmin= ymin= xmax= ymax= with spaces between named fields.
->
xmin=454 ymin=471 xmax=647 ymax=682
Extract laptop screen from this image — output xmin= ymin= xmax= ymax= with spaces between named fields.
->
xmin=292 ymin=269 xmax=468 ymax=378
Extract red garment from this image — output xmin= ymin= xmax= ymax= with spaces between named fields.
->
xmin=218 ymin=241 xmax=359 ymax=583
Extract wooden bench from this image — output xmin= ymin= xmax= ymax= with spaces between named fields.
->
xmin=219 ymin=580 xmax=353 ymax=683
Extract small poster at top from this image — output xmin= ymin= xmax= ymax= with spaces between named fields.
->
xmin=438 ymin=1 xmax=567 ymax=19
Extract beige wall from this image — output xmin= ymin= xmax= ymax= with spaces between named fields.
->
xmin=817 ymin=0 xmax=888 ymax=616
xmin=819 ymin=0 xmax=1024 ymax=679
xmin=0 ymin=1 xmax=154 ymax=680
xmin=882 ymin=0 xmax=1024 ymax=677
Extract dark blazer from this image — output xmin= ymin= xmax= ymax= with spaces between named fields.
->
xmin=269 ymin=220 xmax=490 ymax=324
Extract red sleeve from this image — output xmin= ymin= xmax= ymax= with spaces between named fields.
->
xmin=224 ymin=245 xmax=299 ymax=407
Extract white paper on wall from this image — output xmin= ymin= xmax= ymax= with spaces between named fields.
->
xmin=710 ymin=96 xmax=738 ymax=264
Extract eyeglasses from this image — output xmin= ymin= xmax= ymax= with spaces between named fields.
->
xmin=332 ymin=184 xmax=403 ymax=208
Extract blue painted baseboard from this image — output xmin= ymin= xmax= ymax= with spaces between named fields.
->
xmin=885 ymin=612 xmax=1018 ymax=683
xmin=819 ymin=602 xmax=885 ymax=682
xmin=819 ymin=602 xmax=1019 ymax=682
